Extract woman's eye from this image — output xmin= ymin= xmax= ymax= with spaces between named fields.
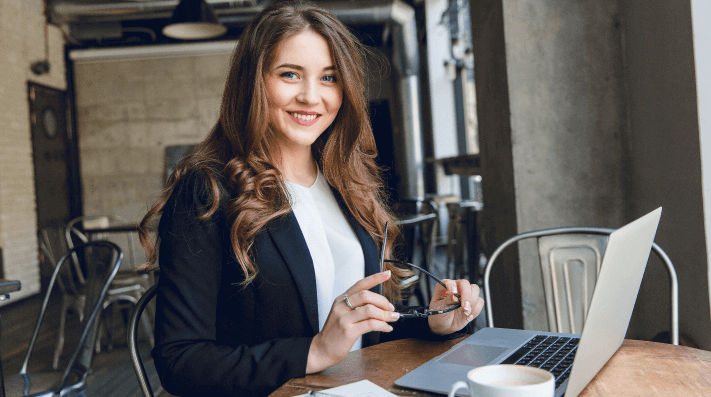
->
xmin=281 ymin=71 xmax=297 ymax=79
xmin=322 ymin=75 xmax=337 ymax=83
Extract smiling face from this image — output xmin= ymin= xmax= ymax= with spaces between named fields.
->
xmin=265 ymin=28 xmax=343 ymax=158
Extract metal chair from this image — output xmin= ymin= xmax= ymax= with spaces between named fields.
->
xmin=482 ymin=227 xmax=679 ymax=345
xmin=63 ymin=216 xmax=154 ymax=358
xmin=445 ymin=200 xmax=484 ymax=282
xmin=68 ymin=216 xmax=154 ymax=332
xmin=395 ymin=199 xmax=439 ymax=306
xmin=128 ymin=284 xmax=159 ymax=397
xmin=64 ymin=215 xmax=145 ymax=281
xmin=5 ymin=241 xmax=123 ymax=396
xmin=39 ymin=225 xmax=89 ymax=370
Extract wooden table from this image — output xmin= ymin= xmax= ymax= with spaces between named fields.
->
xmin=270 ymin=338 xmax=711 ymax=396
xmin=83 ymin=223 xmax=139 ymax=235
xmin=0 ymin=280 xmax=20 ymax=300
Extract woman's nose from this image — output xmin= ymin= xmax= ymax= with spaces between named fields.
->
xmin=296 ymin=81 xmax=320 ymax=105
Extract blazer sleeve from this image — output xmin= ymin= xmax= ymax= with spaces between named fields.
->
xmin=151 ymin=173 xmax=313 ymax=397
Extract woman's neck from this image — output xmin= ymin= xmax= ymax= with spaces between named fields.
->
xmin=278 ymin=149 xmax=318 ymax=187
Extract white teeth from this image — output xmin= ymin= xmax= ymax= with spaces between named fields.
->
xmin=290 ymin=112 xmax=318 ymax=121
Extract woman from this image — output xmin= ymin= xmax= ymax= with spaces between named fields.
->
xmin=138 ymin=1 xmax=485 ymax=396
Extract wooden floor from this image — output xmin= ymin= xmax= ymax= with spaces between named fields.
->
xmin=0 ymin=290 xmax=169 ymax=397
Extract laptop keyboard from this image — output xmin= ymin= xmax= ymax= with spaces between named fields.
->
xmin=500 ymin=335 xmax=580 ymax=389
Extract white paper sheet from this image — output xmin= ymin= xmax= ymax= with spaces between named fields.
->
xmin=293 ymin=379 xmax=398 ymax=397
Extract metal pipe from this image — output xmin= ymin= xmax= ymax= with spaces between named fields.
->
xmin=398 ymin=76 xmax=425 ymax=198
xmin=51 ymin=1 xmax=265 ymax=23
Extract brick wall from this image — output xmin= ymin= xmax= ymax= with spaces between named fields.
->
xmin=72 ymin=51 xmax=231 ymax=225
xmin=0 ymin=0 xmax=66 ymax=302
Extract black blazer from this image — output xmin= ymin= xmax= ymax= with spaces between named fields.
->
xmin=152 ymin=172 xmax=465 ymax=397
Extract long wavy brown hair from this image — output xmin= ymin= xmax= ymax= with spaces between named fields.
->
xmin=138 ymin=1 xmax=407 ymax=299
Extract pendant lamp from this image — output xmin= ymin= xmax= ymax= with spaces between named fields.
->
xmin=162 ymin=0 xmax=227 ymax=40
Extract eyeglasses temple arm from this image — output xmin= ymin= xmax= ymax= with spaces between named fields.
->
xmin=384 ymin=259 xmax=462 ymax=301
xmin=380 ymin=222 xmax=389 ymax=273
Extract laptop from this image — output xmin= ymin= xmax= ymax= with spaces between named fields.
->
xmin=395 ymin=207 xmax=662 ymax=397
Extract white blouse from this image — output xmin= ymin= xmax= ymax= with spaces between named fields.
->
xmin=285 ymin=169 xmax=365 ymax=351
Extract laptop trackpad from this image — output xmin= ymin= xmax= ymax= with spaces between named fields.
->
xmin=438 ymin=344 xmax=509 ymax=367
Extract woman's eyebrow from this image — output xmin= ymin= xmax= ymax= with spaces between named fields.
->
xmin=274 ymin=63 xmax=337 ymax=72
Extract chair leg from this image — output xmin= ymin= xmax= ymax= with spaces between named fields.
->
xmin=95 ymin=323 xmax=104 ymax=354
xmin=446 ymin=206 xmax=459 ymax=280
xmin=106 ymin=305 xmax=115 ymax=351
xmin=53 ymin=303 xmax=68 ymax=370
xmin=96 ymin=301 xmax=112 ymax=354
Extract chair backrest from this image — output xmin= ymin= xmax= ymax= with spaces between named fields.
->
xmin=394 ymin=200 xmax=439 ymax=305
xmin=483 ymin=227 xmax=679 ymax=345
xmin=66 ymin=215 xmax=141 ymax=271
xmin=129 ymin=284 xmax=158 ymax=397
xmin=445 ymin=200 xmax=484 ymax=281
xmin=395 ymin=199 xmax=439 ymax=266
xmin=21 ymin=241 xmax=123 ymax=391
xmin=39 ymin=224 xmax=80 ymax=296
xmin=38 ymin=224 xmax=67 ymax=267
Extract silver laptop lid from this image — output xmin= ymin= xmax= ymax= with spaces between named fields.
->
xmin=564 ymin=207 xmax=661 ymax=397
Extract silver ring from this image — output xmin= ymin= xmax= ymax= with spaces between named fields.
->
xmin=343 ymin=293 xmax=355 ymax=309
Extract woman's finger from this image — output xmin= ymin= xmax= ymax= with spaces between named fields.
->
xmin=339 ymin=289 xmax=395 ymax=312
xmin=346 ymin=303 xmax=400 ymax=323
xmin=455 ymin=279 xmax=474 ymax=302
xmin=436 ymin=279 xmax=460 ymax=303
xmin=351 ymin=317 xmax=395 ymax=335
xmin=454 ymin=280 xmax=475 ymax=315
xmin=344 ymin=270 xmax=392 ymax=296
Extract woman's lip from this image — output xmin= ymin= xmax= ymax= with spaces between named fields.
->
xmin=291 ymin=110 xmax=319 ymax=115
xmin=288 ymin=111 xmax=320 ymax=126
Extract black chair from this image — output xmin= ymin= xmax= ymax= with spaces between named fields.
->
xmin=128 ymin=284 xmax=158 ymax=397
xmin=64 ymin=217 xmax=154 ymax=355
xmin=38 ymin=225 xmax=86 ymax=370
xmin=445 ymin=200 xmax=484 ymax=282
xmin=395 ymin=199 xmax=439 ymax=306
xmin=6 ymin=241 xmax=123 ymax=396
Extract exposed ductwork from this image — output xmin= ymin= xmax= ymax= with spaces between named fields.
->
xmin=55 ymin=0 xmax=425 ymax=198
xmin=49 ymin=1 xmax=264 ymax=24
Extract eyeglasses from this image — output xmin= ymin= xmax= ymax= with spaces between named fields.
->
xmin=381 ymin=221 xmax=461 ymax=318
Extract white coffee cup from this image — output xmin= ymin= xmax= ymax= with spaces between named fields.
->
xmin=448 ymin=364 xmax=554 ymax=397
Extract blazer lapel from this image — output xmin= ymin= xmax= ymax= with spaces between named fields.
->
xmin=345 ymin=213 xmax=383 ymax=348
xmin=266 ymin=213 xmax=320 ymax=334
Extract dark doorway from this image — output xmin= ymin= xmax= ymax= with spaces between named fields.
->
xmin=29 ymin=83 xmax=78 ymax=231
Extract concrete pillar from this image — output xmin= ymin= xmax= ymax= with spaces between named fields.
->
xmin=470 ymin=0 xmax=625 ymax=330
xmin=469 ymin=0 xmax=522 ymax=329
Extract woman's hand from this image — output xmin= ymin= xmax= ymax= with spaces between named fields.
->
xmin=306 ymin=270 xmax=400 ymax=373
xmin=427 ymin=279 xmax=485 ymax=335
